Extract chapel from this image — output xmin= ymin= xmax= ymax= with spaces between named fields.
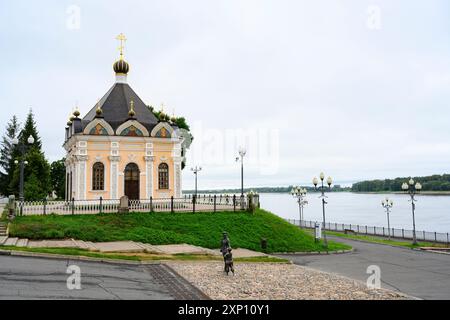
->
xmin=64 ymin=34 xmax=189 ymax=201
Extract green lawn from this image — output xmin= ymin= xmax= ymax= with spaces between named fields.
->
xmin=320 ymin=230 xmax=447 ymax=249
xmin=0 ymin=246 xmax=290 ymax=263
xmin=8 ymin=208 xmax=350 ymax=253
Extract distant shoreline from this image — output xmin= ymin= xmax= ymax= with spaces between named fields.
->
xmin=183 ymin=190 xmax=450 ymax=196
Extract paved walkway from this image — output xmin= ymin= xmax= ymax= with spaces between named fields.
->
xmin=0 ymin=255 xmax=207 ymax=299
xmin=279 ymin=236 xmax=450 ymax=300
xmin=0 ymin=237 xmax=266 ymax=258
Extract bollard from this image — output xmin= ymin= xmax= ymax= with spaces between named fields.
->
xmin=261 ymin=238 xmax=268 ymax=252
xmin=150 ymin=196 xmax=153 ymax=213
xmin=171 ymin=196 xmax=174 ymax=213
xmin=71 ymin=197 xmax=75 ymax=215
xmin=99 ymin=196 xmax=103 ymax=214
xmin=214 ymin=195 xmax=217 ymax=213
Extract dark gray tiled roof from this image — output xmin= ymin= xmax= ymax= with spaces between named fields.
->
xmin=82 ymin=83 xmax=159 ymax=132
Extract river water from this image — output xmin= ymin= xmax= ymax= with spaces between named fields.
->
xmin=260 ymin=192 xmax=450 ymax=233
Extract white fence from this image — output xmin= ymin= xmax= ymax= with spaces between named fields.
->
xmin=16 ymin=194 xmax=257 ymax=216
xmin=287 ymin=219 xmax=450 ymax=244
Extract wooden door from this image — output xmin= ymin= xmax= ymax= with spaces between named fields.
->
xmin=124 ymin=163 xmax=140 ymax=200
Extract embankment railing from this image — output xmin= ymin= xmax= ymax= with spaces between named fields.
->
xmin=286 ymin=219 xmax=450 ymax=244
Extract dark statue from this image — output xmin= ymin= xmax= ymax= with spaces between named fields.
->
xmin=224 ymin=247 xmax=234 ymax=275
xmin=220 ymin=232 xmax=234 ymax=275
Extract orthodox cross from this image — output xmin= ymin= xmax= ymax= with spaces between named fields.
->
xmin=116 ymin=33 xmax=127 ymax=59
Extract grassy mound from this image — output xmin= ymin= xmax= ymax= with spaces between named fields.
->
xmin=9 ymin=208 xmax=350 ymax=253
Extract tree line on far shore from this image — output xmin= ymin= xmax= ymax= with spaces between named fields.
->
xmin=0 ymin=110 xmax=65 ymax=201
xmin=351 ymin=174 xmax=450 ymax=192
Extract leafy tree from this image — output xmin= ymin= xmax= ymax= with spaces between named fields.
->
xmin=9 ymin=148 xmax=51 ymax=201
xmin=50 ymin=158 xmax=66 ymax=199
xmin=0 ymin=115 xmax=20 ymax=195
xmin=351 ymin=174 xmax=450 ymax=192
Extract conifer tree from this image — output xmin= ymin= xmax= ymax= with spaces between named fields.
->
xmin=9 ymin=110 xmax=51 ymax=200
xmin=0 ymin=115 xmax=20 ymax=196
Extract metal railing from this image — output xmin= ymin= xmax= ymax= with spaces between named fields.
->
xmin=17 ymin=194 xmax=258 ymax=216
xmin=286 ymin=219 xmax=450 ymax=245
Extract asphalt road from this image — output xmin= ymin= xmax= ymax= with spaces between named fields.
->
xmin=280 ymin=237 xmax=450 ymax=300
xmin=0 ymin=255 xmax=207 ymax=300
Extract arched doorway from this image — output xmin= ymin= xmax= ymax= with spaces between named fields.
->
xmin=124 ymin=163 xmax=140 ymax=200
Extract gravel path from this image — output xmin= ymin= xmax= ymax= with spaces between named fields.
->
xmin=168 ymin=262 xmax=410 ymax=300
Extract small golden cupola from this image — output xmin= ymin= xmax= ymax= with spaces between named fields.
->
xmin=128 ymin=100 xmax=136 ymax=118
xmin=113 ymin=33 xmax=130 ymax=83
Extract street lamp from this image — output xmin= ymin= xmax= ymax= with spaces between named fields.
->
xmin=402 ymin=178 xmax=422 ymax=245
xmin=381 ymin=198 xmax=394 ymax=240
xmin=291 ymin=186 xmax=308 ymax=227
xmin=190 ymin=166 xmax=202 ymax=197
xmin=313 ymin=172 xmax=333 ymax=247
xmin=235 ymin=147 xmax=246 ymax=197
xmin=12 ymin=135 xmax=35 ymax=211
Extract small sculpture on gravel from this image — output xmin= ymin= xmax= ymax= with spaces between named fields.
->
xmin=220 ymin=232 xmax=231 ymax=271
xmin=224 ymin=247 xmax=235 ymax=276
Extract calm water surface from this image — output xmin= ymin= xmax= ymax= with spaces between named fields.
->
xmin=260 ymin=192 xmax=450 ymax=233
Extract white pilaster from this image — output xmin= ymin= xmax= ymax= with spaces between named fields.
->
xmin=76 ymin=156 xmax=88 ymax=200
xmin=109 ymin=156 xmax=120 ymax=200
xmin=145 ymin=156 xmax=154 ymax=199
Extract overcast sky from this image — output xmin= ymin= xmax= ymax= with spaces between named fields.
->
xmin=0 ymin=0 xmax=449 ymax=190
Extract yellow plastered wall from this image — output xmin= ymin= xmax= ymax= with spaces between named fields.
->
xmin=84 ymin=139 xmax=175 ymax=200
xmin=152 ymin=141 xmax=175 ymax=199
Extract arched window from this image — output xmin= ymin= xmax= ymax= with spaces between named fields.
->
xmin=158 ymin=163 xmax=169 ymax=190
xmin=92 ymin=162 xmax=105 ymax=191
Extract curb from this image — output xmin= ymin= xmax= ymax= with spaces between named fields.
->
xmin=326 ymin=235 xmax=437 ymax=251
xmin=412 ymin=248 xmax=450 ymax=256
xmin=273 ymin=249 xmax=354 ymax=256
xmin=0 ymin=249 xmax=162 ymax=266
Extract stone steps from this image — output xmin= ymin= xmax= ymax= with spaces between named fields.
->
xmin=73 ymin=240 xmax=91 ymax=250
xmin=0 ymin=236 xmax=7 ymax=245
xmin=0 ymin=223 xmax=7 ymax=237
xmin=136 ymin=242 xmax=164 ymax=254
xmin=84 ymin=241 xmax=99 ymax=251
xmin=16 ymin=239 xmax=29 ymax=247
xmin=3 ymin=237 xmax=18 ymax=246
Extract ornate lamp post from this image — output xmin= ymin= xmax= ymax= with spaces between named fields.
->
xmin=235 ymin=147 xmax=247 ymax=198
xmin=291 ymin=186 xmax=308 ymax=227
xmin=381 ymin=198 xmax=394 ymax=240
xmin=313 ymin=172 xmax=332 ymax=247
xmin=402 ymin=178 xmax=422 ymax=245
xmin=190 ymin=166 xmax=202 ymax=197
xmin=12 ymin=135 xmax=35 ymax=212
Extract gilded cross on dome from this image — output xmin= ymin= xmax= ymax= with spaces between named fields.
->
xmin=116 ymin=33 xmax=127 ymax=59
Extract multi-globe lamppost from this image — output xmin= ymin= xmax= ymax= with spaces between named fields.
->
xmin=381 ymin=198 xmax=394 ymax=240
xmin=291 ymin=186 xmax=308 ymax=227
xmin=402 ymin=178 xmax=422 ymax=245
xmin=12 ymin=135 xmax=35 ymax=213
xmin=191 ymin=166 xmax=202 ymax=197
xmin=313 ymin=172 xmax=332 ymax=247
xmin=236 ymin=147 xmax=246 ymax=201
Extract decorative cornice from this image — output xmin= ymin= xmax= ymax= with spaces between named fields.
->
xmin=109 ymin=156 xmax=121 ymax=162
xmin=75 ymin=155 xmax=89 ymax=161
